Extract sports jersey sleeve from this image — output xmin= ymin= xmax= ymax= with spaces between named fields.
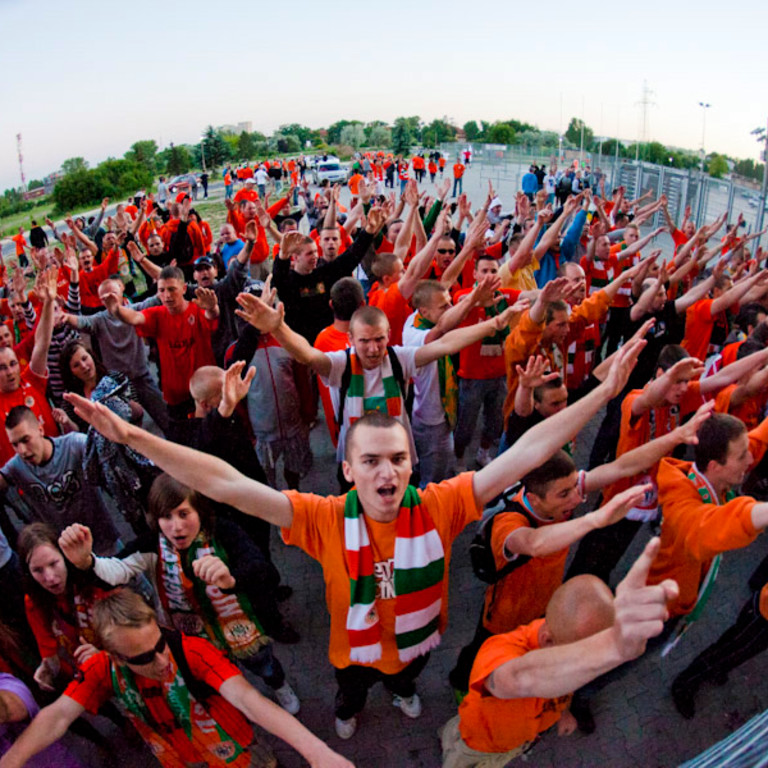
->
xmin=63 ymin=651 xmax=113 ymax=714
xmin=182 ymin=635 xmax=243 ymax=691
xmin=280 ymin=491 xmax=343 ymax=562
xmin=491 ymin=512 xmax=531 ymax=569
xmin=419 ymin=472 xmax=482 ymax=542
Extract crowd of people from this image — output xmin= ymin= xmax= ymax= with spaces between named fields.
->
xmin=0 ymin=150 xmax=767 ymax=767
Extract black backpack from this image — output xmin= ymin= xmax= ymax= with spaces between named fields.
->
xmin=469 ymin=486 xmax=540 ymax=584
xmin=336 ymin=347 xmax=411 ymax=427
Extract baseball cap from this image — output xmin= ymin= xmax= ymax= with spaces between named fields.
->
xmin=193 ymin=256 xmax=215 ymax=269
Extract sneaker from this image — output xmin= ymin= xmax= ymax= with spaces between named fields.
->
xmin=334 ymin=716 xmax=357 ymax=740
xmin=392 ymin=693 xmax=422 ymax=719
xmin=475 ymin=447 xmax=493 ymax=467
xmin=274 ymin=683 xmax=300 ymax=714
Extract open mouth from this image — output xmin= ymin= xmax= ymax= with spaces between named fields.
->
xmin=173 ymin=536 xmax=190 ymax=548
xmin=377 ymin=485 xmax=397 ymax=499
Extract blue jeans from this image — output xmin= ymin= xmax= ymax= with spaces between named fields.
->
xmin=453 ymin=376 xmax=505 ymax=456
xmin=412 ymin=419 xmax=454 ymax=487
xmin=452 ymin=177 xmax=463 ymax=196
xmin=225 ymin=184 xmax=233 ymax=200
xmin=240 ymin=643 xmax=285 ymax=690
xmin=400 ymin=178 xmax=407 ymax=195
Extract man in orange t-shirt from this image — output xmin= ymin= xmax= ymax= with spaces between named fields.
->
xmin=442 ymin=540 xmax=675 ymax=766
xmin=73 ymin=363 xmax=636 ymax=740
xmin=452 ymin=162 xmax=465 ymax=197
xmin=568 ymin=343 xmax=768 ymax=585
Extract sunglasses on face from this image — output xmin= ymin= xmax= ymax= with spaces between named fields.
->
xmin=119 ymin=635 xmax=167 ymax=666
xmin=437 ymin=248 xmax=456 ymax=255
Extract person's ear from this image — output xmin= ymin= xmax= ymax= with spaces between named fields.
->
xmin=539 ymin=623 xmax=555 ymax=648
xmin=342 ymin=460 xmax=354 ymax=484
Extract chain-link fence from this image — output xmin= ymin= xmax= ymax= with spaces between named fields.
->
xmin=438 ymin=142 xmax=765 ymax=247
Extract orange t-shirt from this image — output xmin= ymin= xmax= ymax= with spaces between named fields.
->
xmin=602 ymin=381 xmax=704 ymax=508
xmin=453 ymin=163 xmax=465 ymax=179
xmin=682 ymin=299 xmax=728 ymax=361
xmin=438 ymin=157 xmax=446 ymax=169
xmin=11 ymin=233 xmax=27 ymax=256
xmin=650 ymin=458 xmax=761 ymax=617
xmin=314 ymin=324 xmax=350 ymax=446
xmin=281 ymin=473 xmax=481 ymax=674
xmin=348 ymin=174 xmax=363 ymax=195
xmin=714 ymin=383 xmax=766 ymax=430
xmin=428 ymin=161 xmax=437 ymax=174
xmin=481 ymin=501 xmax=570 ymax=635
xmin=458 ymin=619 xmax=571 ymax=752
xmin=367 ymin=281 xmax=411 ymax=347
xmin=233 ymin=188 xmax=259 ymax=203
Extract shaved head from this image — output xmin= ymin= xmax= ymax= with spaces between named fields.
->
xmin=545 ymin=575 xmax=615 ymax=645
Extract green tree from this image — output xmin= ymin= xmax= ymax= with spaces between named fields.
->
xmin=125 ymin=140 xmax=158 ymax=175
xmin=327 ymin=120 xmax=360 ymax=144
xmin=564 ymin=118 xmax=594 ymax=148
xmin=463 ymin=121 xmax=480 ymax=141
xmin=279 ymin=124 xmax=316 ymax=148
xmin=367 ymin=124 xmax=391 ymax=147
xmin=487 ymin=123 xmax=515 ymax=145
xmin=427 ymin=118 xmax=456 ymax=144
xmin=202 ymin=126 xmax=231 ymax=167
xmin=61 ymin=157 xmax=89 ymax=175
xmin=167 ymin=144 xmax=191 ymax=176
xmin=340 ymin=124 xmax=366 ymax=149
xmin=276 ymin=134 xmax=301 ymax=153
xmin=391 ymin=118 xmax=413 ymax=155
xmin=237 ymin=131 xmax=256 ymax=159
xmin=27 ymin=180 xmax=44 ymax=190
xmin=707 ymin=154 xmax=729 ymax=179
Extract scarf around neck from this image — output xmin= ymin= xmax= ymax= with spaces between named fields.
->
xmin=412 ymin=313 xmax=458 ymax=428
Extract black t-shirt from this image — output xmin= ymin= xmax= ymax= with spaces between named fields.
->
xmin=628 ymin=300 xmax=684 ymax=389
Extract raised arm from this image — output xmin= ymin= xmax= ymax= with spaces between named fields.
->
xmin=630 ymin=357 xmax=704 ymax=416
xmin=711 ymin=270 xmax=768 ymax=315
xmin=398 ymin=209 xmax=449 ymax=302
xmin=65 ymin=216 xmax=98 ymax=257
xmin=439 ymin=211 xmax=488 ymax=290
xmin=473 ymin=339 xmax=646 ymax=506
xmin=103 ymin=291 xmax=146 ymax=326
xmin=700 ymin=345 xmax=768 ymax=396
xmin=29 ymin=269 xmax=57 ymax=377
xmin=414 ymin=302 xmax=526 ymax=367
xmin=585 ymin=402 xmax=714 ymax=491
xmin=485 ymin=538 xmax=677 ymax=700
xmin=235 ymin=278 xmax=332 ymax=378
xmin=64 ymin=392 xmax=295 ymax=528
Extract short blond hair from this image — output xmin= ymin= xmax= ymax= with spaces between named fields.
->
xmin=93 ymin=588 xmax=157 ymax=651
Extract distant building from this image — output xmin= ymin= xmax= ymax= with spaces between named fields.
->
xmin=218 ymin=121 xmax=253 ymax=135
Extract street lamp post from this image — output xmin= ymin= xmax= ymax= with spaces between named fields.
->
xmin=698 ymin=102 xmax=711 ymax=173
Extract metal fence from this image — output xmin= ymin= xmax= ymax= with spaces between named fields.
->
xmin=438 ymin=142 xmax=765 ymax=247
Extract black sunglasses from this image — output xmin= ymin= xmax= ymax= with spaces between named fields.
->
xmin=119 ymin=635 xmax=167 ymax=666
xmin=437 ymin=248 xmax=456 ymax=255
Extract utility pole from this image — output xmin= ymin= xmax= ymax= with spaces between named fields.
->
xmin=635 ymin=81 xmax=656 ymax=162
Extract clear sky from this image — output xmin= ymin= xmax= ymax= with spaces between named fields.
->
xmin=1 ymin=0 xmax=766 ymax=190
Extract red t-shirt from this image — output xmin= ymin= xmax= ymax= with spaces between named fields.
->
xmin=137 ymin=303 xmax=217 ymax=405
xmin=314 ymin=324 xmax=350 ymax=446
xmin=682 ymin=299 xmax=728 ymax=361
xmin=0 ymin=367 xmax=57 ymax=465
xmin=453 ymin=163 xmax=465 ymax=179
xmin=455 ymin=289 xmax=521 ymax=380
xmin=65 ymin=635 xmax=252 ymax=767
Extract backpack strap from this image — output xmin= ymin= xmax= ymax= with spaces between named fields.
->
xmin=336 ymin=348 xmax=353 ymax=429
xmin=162 ymin=628 xmax=216 ymax=703
xmin=492 ymin=498 xmax=539 ymax=581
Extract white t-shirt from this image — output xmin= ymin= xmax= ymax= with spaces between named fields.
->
xmin=255 ymin=169 xmax=269 ymax=185
xmin=402 ymin=312 xmax=445 ymax=427
xmin=321 ymin=346 xmax=419 ymax=462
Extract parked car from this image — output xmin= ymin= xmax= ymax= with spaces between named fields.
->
xmin=168 ymin=174 xmax=201 ymax=194
xmin=311 ymin=158 xmax=349 ymax=185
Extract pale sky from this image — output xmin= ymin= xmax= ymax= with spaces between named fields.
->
xmin=1 ymin=0 xmax=766 ymax=190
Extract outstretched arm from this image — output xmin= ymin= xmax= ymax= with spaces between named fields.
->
xmin=473 ymin=340 xmax=645 ymax=506
xmin=0 ymin=695 xmax=85 ymax=768
xmin=63 ymin=393 xmax=295 ymax=529
xmin=221 ymin=676 xmax=354 ymax=768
